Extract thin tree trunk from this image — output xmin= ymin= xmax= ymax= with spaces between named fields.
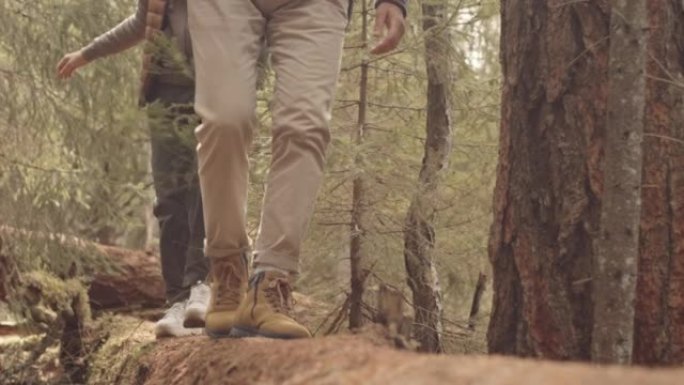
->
xmin=591 ymin=0 xmax=647 ymax=365
xmin=468 ymin=273 xmax=487 ymax=330
xmin=401 ymin=0 xmax=453 ymax=353
xmin=349 ymin=0 xmax=371 ymax=329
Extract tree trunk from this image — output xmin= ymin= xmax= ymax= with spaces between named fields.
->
xmin=349 ymin=0 xmax=371 ymax=329
xmin=468 ymin=273 xmax=487 ymax=330
xmin=401 ymin=0 xmax=453 ymax=354
xmin=84 ymin=323 xmax=684 ymax=385
xmin=0 ymin=228 xmax=166 ymax=309
xmin=88 ymin=245 xmax=166 ymax=309
xmin=488 ymin=0 xmax=610 ymax=359
xmin=634 ymin=0 xmax=684 ymax=365
xmin=5 ymin=315 xmax=684 ymax=384
xmin=489 ymin=0 xmax=684 ymax=364
xmin=591 ymin=0 xmax=647 ymax=364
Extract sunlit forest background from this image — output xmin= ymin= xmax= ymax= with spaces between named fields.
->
xmin=0 ymin=0 xmax=499 ymax=353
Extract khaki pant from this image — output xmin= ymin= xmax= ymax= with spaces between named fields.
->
xmin=188 ymin=0 xmax=348 ymax=273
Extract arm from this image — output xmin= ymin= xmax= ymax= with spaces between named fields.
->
xmin=57 ymin=0 xmax=147 ymax=79
xmin=371 ymin=1 xmax=406 ymax=55
xmin=81 ymin=0 xmax=148 ymax=62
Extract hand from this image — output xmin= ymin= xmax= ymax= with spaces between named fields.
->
xmin=370 ymin=2 xmax=405 ymax=55
xmin=56 ymin=50 xmax=89 ymax=79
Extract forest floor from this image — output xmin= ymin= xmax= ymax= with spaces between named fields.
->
xmin=2 ymin=310 xmax=684 ymax=385
xmin=1 ymin=240 xmax=683 ymax=384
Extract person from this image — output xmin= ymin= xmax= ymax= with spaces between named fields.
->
xmin=56 ymin=0 xmax=210 ymax=338
xmin=188 ymin=0 xmax=407 ymax=339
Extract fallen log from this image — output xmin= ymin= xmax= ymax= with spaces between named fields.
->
xmin=0 ymin=226 xmax=165 ymax=309
xmin=87 ymin=245 xmax=165 ymax=309
xmin=88 ymin=323 xmax=684 ymax=385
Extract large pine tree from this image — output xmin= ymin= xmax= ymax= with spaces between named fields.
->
xmin=488 ymin=0 xmax=684 ymax=364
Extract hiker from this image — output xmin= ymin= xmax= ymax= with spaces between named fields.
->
xmin=189 ymin=0 xmax=407 ymax=339
xmin=56 ymin=0 xmax=210 ymax=338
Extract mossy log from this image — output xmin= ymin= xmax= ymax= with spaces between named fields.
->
xmin=0 ymin=226 xmax=165 ymax=310
xmin=85 ymin=321 xmax=684 ymax=385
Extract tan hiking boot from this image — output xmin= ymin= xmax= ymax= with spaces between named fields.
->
xmin=231 ymin=271 xmax=312 ymax=339
xmin=204 ymin=254 xmax=248 ymax=338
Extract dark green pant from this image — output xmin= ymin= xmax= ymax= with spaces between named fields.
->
xmin=147 ymin=82 xmax=208 ymax=304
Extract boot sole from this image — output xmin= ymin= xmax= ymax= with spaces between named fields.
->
xmin=229 ymin=326 xmax=304 ymax=340
xmin=183 ymin=307 xmax=206 ymax=328
xmin=205 ymin=327 xmax=235 ymax=339
xmin=183 ymin=316 xmax=206 ymax=328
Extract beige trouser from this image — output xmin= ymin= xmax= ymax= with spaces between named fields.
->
xmin=188 ymin=0 xmax=348 ymax=273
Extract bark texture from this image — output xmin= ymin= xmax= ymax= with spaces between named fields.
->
xmin=94 ymin=331 xmax=684 ymax=385
xmin=489 ymin=0 xmax=610 ymax=359
xmin=401 ymin=0 xmax=453 ymax=353
xmin=88 ymin=245 xmax=166 ymax=309
xmin=591 ymin=0 xmax=647 ymax=364
xmin=468 ymin=273 xmax=487 ymax=330
xmin=489 ymin=0 xmax=684 ymax=364
xmin=633 ymin=0 xmax=684 ymax=365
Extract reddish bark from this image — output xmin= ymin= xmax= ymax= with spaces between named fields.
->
xmin=633 ymin=0 xmax=684 ymax=365
xmin=490 ymin=0 xmax=684 ymax=364
xmin=489 ymin=0 xmax=609 ymax=359
xmin=88 ymin=245 xmax=165 ymax=310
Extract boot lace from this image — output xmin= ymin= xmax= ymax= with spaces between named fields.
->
xmin=250 ymin=272 xmax=294 ymax=318
xmin=213 ymin=259 xmax=243 ymax=308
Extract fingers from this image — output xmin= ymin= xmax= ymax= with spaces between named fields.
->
xmin=57 ymin=63 xmax=71 ymax=79
xmin=370 ymin=5 xmax=405 ymax=55
xmin=57 ymin=55 xmax=73 ymax=79
xmin=57 ymin=51 xmax=89 ymax=79
xmin=57 ymin=61 xmax=76 ymax=80
xmin=56 ymin=56 xmax=69 ymax=74
xmin=370 ymin=27 xmax=400 ymax=54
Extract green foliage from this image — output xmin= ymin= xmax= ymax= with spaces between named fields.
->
xmin=299 ymin=0 xmax=500 ymax=332
xmin=0 ymin=0 xmax=500 ymax=353
xmin=0 ymin=0 xmax=149 ymax=248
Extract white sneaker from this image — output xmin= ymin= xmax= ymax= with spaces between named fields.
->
xmin=184 ymin=281 xmax=210 ymax=328
xmin=155 ymin=301 xmax=203 ymax=338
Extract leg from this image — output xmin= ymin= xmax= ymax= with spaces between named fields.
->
xmin=254 ymin=0 xmax=349 ymax=273
xmin=182 ymin=173 xmax=209 ymax=286
xmin=233 ymin=0 xmax=348 ymax=339
xmin=182 ymin=171 xmax=212 ymax=328
xmin=147 ymin=84 xmax=205 ymax=338
xmin=151 ymin=87 xmax=209 ymax=291
xmin=148 ymin=85 xmax=197 ymax=305
xmin=189 ymin=0 xmax=265 ymax=259
xmin=188 ymin=0 xmax=265 ymax=337
xmin=150 ymin=89 xmax=211 ymax=325
xmin=162 ymin=100 xmax=212 ymax=329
